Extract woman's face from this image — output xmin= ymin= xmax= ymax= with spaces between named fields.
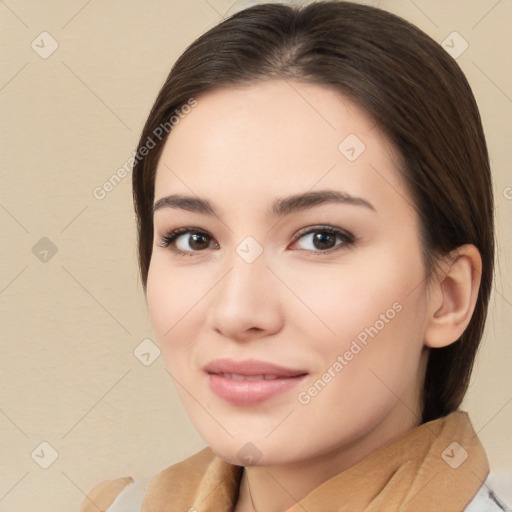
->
xmin=147 ymin=80 xmax=432 ymax=468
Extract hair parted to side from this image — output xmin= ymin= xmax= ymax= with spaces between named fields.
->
xmin=132 ymin=1 xmax=494 ymax=424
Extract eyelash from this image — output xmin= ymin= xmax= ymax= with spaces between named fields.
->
xmin=157 ymin=225 xmax=356 ymax=257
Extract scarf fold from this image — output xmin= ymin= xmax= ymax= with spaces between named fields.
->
xmin=141 ymin=410 xmax=488 ymax=512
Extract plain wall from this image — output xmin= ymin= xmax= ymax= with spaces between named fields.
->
xmin=0 ymin=0 xmax=511 ymax=510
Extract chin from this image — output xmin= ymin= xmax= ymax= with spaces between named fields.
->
xmin=207 ymin=440 xmax=268 ymax=467
xmin=210 ymin=437 xmax=304 ymax=469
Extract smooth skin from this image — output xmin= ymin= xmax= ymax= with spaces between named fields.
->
xmin=146 ymin=80 xmax=482 ymax=512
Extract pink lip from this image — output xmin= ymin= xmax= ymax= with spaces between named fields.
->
xmin=204 ymin=358 xmax=307 ymax=377
xmin=204 ymin=358 xmax=308 ymax=406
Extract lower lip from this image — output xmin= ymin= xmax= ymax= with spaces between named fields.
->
xmin=207 ymin=373 xmax=307 ymax=406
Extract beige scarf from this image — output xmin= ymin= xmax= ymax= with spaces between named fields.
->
xmin=81 ymin=410 xmax=489 ymax=512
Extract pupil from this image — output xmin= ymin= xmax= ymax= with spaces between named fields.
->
xmin=190 ymin=233 xmax=207 ymax=250
xmin=314 ymin=232 xmax=334 ymax=249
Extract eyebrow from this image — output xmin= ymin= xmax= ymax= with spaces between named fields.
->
xmin=152 ymin=190 xmax=376 ymax=217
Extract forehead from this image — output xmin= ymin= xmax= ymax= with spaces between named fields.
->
xmin=154 ymin=80 xmax=406 ymax=217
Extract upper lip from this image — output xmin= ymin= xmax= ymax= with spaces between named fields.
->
xmin=204 ymin=358 xmax=308 ymax=377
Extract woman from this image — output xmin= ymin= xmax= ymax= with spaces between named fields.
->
xmin=80 ymin=1 xmax=504 ymax=511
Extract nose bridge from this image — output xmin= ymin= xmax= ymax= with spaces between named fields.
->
xmin=218 ymin=235 xmax=270 ymax=307
xmin=207 ymin=234 xmax=282 ymax=338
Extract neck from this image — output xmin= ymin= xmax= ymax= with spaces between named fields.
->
xmin=234 ymin=405 xmax=421 ymax=512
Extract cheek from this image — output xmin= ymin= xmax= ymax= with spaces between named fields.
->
xmin=146 ymin=255 xmax=217 ymax=377
xmin=287 ymin=246 xmax=428 ymax=403
xmin=281 ymin=247 xmax=424 ymax=344
xmin=146 ymin=260 xmax=173 ymax=338
xmin=293 ymin=282 xmax=427 ymax=441
xmin=147 ymin=253 xmax=204 ymax=327
xmin=325 ymin=261 xmax=426 ymax=394
xmin=146 ymin=258 xmax=193 ymax=355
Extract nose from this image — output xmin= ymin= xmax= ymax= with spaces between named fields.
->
xmin=206 ymin=244 xmax=284 ymax=343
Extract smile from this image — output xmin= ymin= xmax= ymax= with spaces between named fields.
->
xmin=218 ymin=373 xmax=280 ymax=380
xmin=207 ymin=372 xmax=308 ymax=405
xmin=203 ymin=358 xmax=309 ymax=405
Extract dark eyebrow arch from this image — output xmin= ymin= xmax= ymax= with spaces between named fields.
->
xmin=152 ymin=190 xmax=376 ymax=217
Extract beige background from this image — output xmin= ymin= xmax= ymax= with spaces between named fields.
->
xmin=0 ymin=0 xmax=511 ymax=510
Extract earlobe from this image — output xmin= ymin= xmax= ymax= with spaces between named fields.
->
xmin=424 ymin=244 xmax=482 ymax=349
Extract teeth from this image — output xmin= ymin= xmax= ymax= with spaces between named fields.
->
xmin=220 ymin=373 xmax=279 ymax=381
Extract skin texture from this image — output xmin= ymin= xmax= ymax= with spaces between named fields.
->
xmin=146 ymin=80 xmax=482 ymax=512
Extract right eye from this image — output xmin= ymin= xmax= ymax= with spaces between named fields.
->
xmin=157 ymin=227 xmax=219 ymax=256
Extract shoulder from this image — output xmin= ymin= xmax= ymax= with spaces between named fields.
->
xmin=79 ymin=447 xmax=217 ymax=512
xmin=79 ymin=476 xmax=135 ymax=512
xmin=80 ymin=476 xmax=150 ymax=512
xmin=463 ymin=474 xmax=511 ymax=512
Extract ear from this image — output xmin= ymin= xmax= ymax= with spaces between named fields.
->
xmin=424 ymin=244 xmax=482 ymax=349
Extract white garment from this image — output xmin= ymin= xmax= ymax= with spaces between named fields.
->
xmin=106 ymin=478 xmax=148 ymax=512
xmin=464 ymin=476 xmax=511 ymax=512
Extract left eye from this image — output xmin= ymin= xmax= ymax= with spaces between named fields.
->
xmin=157 ymin=226 xmax=354 ymax=256
xmin=291 ymin=226 xmax=354 ymax=254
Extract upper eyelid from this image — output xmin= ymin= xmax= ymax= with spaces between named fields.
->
xmin=294 ymin=225 xmax=353 ymax=237
xmin=159 ymin=224 xmax=352 ymax=238
xmin=158 ymin=225 xmax=354 ymax=249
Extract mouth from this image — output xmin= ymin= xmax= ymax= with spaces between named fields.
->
xmin=204 ymin=358 xmax=308 ymax=405
xmin=214 ymin=373 xmax=286 ymax=381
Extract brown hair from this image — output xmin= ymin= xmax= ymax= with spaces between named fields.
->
xmin=132 ymin=1 xmax=494 ymax=423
